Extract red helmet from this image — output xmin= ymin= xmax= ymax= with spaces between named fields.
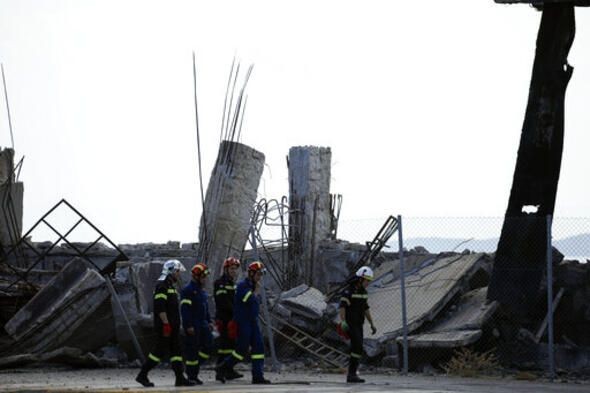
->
xmin=247 ymin=261 xmax=265 ymax=273
xmin=223 ymin=257 xmax=241 ymax=269
xmin=191 ymin=262 xmax=210 ymax=277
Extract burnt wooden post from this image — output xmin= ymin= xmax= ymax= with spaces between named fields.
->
xmin=487 ymin=1 xmax=585 ymax=318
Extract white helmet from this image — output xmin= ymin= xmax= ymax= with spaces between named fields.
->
xmin=158 ymin=259 xmax=186 ymax=280
xmin=355 ymin=266 xmax=374 ymax=281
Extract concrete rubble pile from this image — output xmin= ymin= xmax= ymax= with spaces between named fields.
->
xmin=1 ymin=142 xmax=590 ymax=375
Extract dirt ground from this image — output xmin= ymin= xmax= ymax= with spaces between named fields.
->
xmin=0 ymin=367 xmax=589 ymax=393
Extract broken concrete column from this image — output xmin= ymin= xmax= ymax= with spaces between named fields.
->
xmin=0 ymin=147 xmax=23 ymax=247
xmin=288 ymin=146 xmax=332 ymax=291
xmin=198 ymin=141 xmax=265 ymax=284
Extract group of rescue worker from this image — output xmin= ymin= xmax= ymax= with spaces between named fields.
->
xmin=134 ymin=256 xmax=376 ymax=387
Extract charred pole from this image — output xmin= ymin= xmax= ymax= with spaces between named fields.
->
xmin=488 ymin=1 xmax=581 ymax=318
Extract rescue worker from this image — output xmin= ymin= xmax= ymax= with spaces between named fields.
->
xmin=180 ymin=262 xmax=213 ymax=384
xmin=216 ymin=261 xmax=271 ymax=384
xmin=338 ymin=266 xmax=377 ymax=383
xmin=136 ymin=259 xmax=195 ymax=387
xmin=213 ymin=257 xmax=243 ymax=381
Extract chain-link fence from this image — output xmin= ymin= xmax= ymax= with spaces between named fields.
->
xmin=257 ymin=216 xmax=590 ymax=379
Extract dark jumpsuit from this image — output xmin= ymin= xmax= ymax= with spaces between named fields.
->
xmin=339 ymin=283 xmax=369 ymax=375
xmin=180 ymin=279 xmax=213 ymax=379
xmin=220 ymin=278 xmax=265 ymax=379
xmin=214 ymin=273 xmax=237 ymax=363
xmin=144 ymin=276 xmax=184 ymax=373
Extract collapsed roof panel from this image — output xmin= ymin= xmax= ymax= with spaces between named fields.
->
xmin=364 ymin=253 xmax=491 ymax=357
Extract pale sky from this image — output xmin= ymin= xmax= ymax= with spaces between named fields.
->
xmin=0 ymin=1 xmax=589 ymax=244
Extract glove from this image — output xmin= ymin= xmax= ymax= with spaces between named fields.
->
xmin=186 ymin=326 xmax=195 ymax=336
xmin=336 ymin=322 xmax=350 ymax=340
xmin=371 ymin=324 xmax=377 ymax=335
xmin=227 ymin=320 xmax=238 ymax=340
xmin=339 ymin=320 xmax=349 ymax=332
xmin=162 ymin=323 xmax=172 ymax=337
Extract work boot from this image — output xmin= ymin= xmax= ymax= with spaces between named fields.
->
xmin=135 ymin=371 xmax=154 ymax=388
xmin=252 ymin=376 xmax=271 ymax=384
xmin=215 ymin=365 xmax=227 ymax=383
xmin=175 ymin=375 xmax=196 ymax=387
xmin=187 ymin=364 xmax=203 ymax=385
xmin=188 ymin=376 xmax=203 ymax=385
xmin=346 ymin=374 xmax=365 ymax=383
xmin=225 ymin=368 xmax=243 ymax=380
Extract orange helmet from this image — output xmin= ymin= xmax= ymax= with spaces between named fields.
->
xmin=223 ymin=257 xmax=241 ymax=269
xmin=247 ymin=261 xmax=265 ymax=273
xmin=191 ymin=262 xmax=210 ymax=277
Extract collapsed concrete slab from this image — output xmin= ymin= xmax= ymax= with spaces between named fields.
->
xmin=362 ymin=253 xmax=492 ymax=357
xmin=198 ymin=141 xmax=265 ymax=286
xmin=400 ymin=287 xmax=498 ymax=348
xmin=4 ymin=258 xmax=112 ymax=354
xmin=371 ymin=253 xmax=439 ymax=288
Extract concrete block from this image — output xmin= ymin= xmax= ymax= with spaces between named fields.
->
xmin=280 ymin=286 xmax=327 ymax=319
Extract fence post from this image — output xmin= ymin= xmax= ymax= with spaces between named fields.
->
xmin=397 ymin=215 xmax=409 ymax=374
xmin=546 ymin=214 xmax=555 ymax=381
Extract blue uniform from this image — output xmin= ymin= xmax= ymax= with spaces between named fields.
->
xmin=180 ymin=280 xmax=213 ymax=379
xmin=222 ymin=277 xmax=265 ymax=379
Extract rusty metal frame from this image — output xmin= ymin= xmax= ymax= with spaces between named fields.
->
xmin=0 ymin=198 xmax=128 ymax=291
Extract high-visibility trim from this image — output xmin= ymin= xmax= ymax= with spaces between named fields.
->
xmin=167 ymin=289 xmax=177 ymax=294
xmin=180 ymin=299 xmax=192 ymax=306
xmin=340 ymin=297 xmax=351 ymax=305
xmin=198 ymin=351 xmax=210 ymax=359
xmin=185 ymin=360 xmax=199 ymax=366
xmin=351 ymin=294 xmax=368 ymax=299
xmin=218 ymin=349 xmax=233 ymax=355
xmin=251 ymin=353 xmax=265 ymax=360
xmin=148 ymin=353 xmax=161 ymax=363
xmin=242 ymin=291 xmax=253 ymax=302
xmin=225 ymin=285 xmax=236 ymax=290
xmin=215 ymin=289 xmax=227 ymax=296
xmin=231 ymin=351 xmax=244 ymax=361
xmin=170 ymin=356 xmax=183 ymax=362
xmin=350 ymin=352 xmax=362 ymax=359
xmin=154 ymin=293 xmax=167 ymax=301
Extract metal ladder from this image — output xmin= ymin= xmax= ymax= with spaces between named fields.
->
xmin=261 ymin=313 xmax=349 ymax=369
xmin=327 ymin=215 xmax=399 ymax=301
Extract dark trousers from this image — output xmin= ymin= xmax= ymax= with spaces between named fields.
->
xmin=221 ymin=320 xmax=265 ymax=379
xmin=140 ymin=330 xmax=184 ymax=376
xmin=183 ymin=326 xmax=213 ymax=378
xmin=216 ymin=320 xmax=236 ymax=366
xmin=348 ymin=323 xmax=363 ymax=376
